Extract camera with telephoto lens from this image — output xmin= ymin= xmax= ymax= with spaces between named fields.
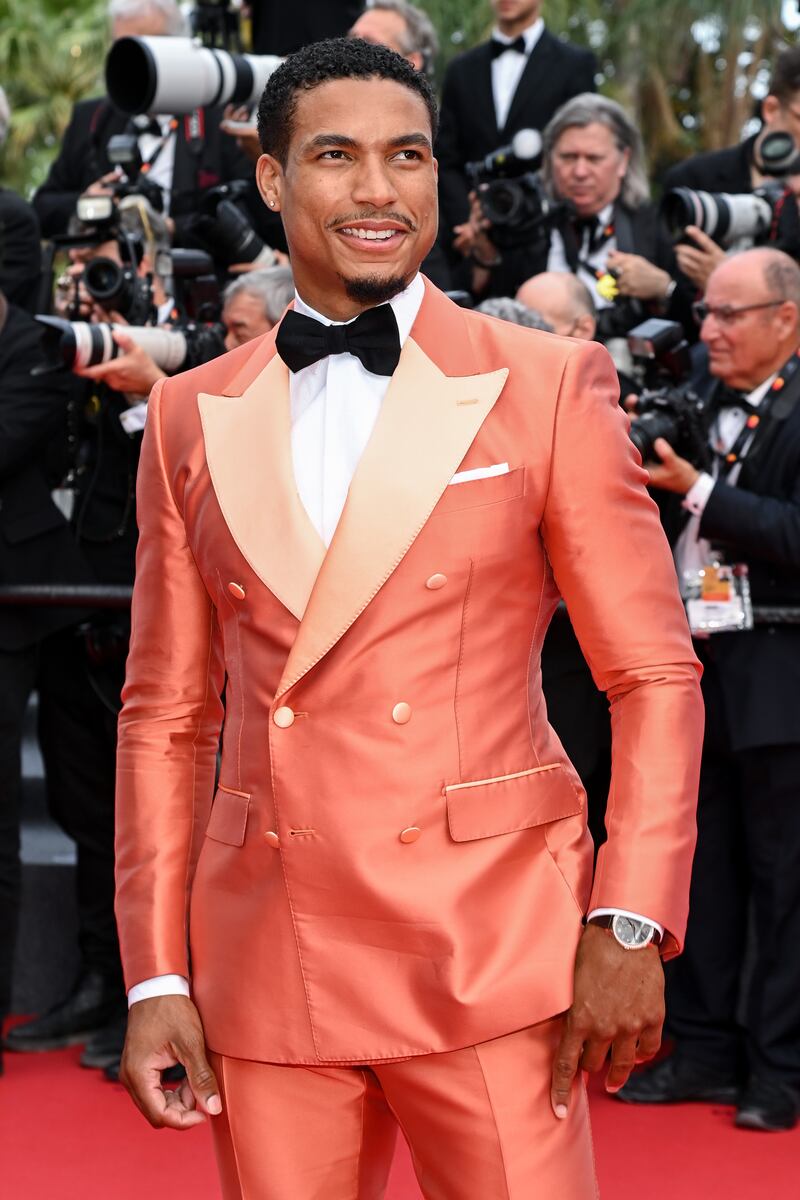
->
xmin=81 ymin=254 xmax=154 ymax=326
xmin=33 ymin=314 xmax=225 ymax=377
xmin=465 ymin=129 xmax=566 ymax=250
xmin=626 ymin=318 xmax=709 ymax=468
xmin=105 ymin=35 xmax=282 ymax=116
xmin=36 ymin=248 xmax=226 ymax=376
xmin=661 ymin=130 xmax=800 ymax=252
xmin=188 ymin=180 xmax=278 ymax=270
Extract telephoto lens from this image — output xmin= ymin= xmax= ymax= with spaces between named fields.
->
xmin=33 ymin=316 xmax=191 ymax=375
xmin=106 ymin=36 xmax=282 ymax=115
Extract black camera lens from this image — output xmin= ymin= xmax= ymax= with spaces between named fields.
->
xmin=629 ymin=411 xmax=681 ymax=463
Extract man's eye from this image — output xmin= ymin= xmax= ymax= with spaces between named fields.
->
xmin=394 ymin=149 xmax=422 ymax=161
xmin=320 ymin=150 xmax=348 ymax=160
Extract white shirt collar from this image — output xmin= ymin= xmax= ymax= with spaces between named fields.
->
xmin=491 ymin=18 xmax=544 ymax=53
xmin=747 ymin=372 xmax=777 ymax=408
xmin=293 ymin=272 xmax=425 ymax=348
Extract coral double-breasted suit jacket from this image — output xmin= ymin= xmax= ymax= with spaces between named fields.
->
xmin=115 ymin=278 xmax=703 ymax=1067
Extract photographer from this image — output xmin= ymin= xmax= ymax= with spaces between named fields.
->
xmin=619 ymin=248 xmax=800 ymax=1133
xmin=663 ymin=45 xmax=800 ymax=293
xmin=0 ymin=290 xmax=93 ymax=1078
xmin=5 ymin=196 xmax=223 ymax=1076
xmin=436 ymin=0 xmax=596 ymax=250
xmin=33 ymin=0 xmax=280 ymax=252
xmin=458 ymin=95 xmax=688 ymax=353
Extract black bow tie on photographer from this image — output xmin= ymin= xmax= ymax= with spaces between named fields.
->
xmin=276 ymin=305 xmax=402 ymax=376
xmin=715 ymin=386 xmax=758 ymax=414
xmin=490 ymin=35 xmax=528 ymax=58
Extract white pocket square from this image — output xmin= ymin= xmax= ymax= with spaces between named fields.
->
xmin=449 ymin=462 xmax=510 ymax=485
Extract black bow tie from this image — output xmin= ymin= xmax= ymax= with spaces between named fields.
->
xmin=715 ymin=386 xmax=757 ymax=414
xmin=490 ymin=35 xmax=527 ymax=59
xmin=275 ymin=304 xmax=401 ymax=377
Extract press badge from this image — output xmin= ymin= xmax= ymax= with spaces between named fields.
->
xmin=683 ymin=563 xmax=753 ymax=636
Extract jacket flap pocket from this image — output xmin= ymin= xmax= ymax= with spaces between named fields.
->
xmin=446 ymin=764 xmax=583 ymax=842
xmin=206 ymin=785 xmax=251 ymax=847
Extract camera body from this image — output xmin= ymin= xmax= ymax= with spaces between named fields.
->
xmin=192 ymin=180 xmax=277 ymax=270
xmin=465 ymin=129 xmax=564 ymax=251
xmin=626 ymin=318 xmax=710 ymax=468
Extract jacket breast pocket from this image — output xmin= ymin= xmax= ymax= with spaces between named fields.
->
xmin=434 ymin=466 xmax=525 ymax=516
xmin=205 ymin=785 xmax=251 ymax=847
xmin=445 ymin=764 xmax=583 ymax=842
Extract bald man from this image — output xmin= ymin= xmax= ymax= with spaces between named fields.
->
xmin=620 ymin=247 xmax=800 ymax=1133
xmin=517 ymin=272 xmax=597 ymax=340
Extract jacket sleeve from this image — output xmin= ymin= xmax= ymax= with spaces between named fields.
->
xmin=115 ymin=376 xmax=225 ymax=990
xmin=540 ymin=340 xmax=703 ymax=957
xmin=700 ymin=477 xmax=800 ymax=569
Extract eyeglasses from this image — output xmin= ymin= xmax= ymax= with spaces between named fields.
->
xmin=692 ymin=299 xmax=784 ymax=326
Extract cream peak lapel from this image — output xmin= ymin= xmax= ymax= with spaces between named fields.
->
xmin=198 ymin=351 xmax=326 ymax=622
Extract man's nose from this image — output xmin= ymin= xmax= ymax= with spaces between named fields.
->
xmin=351 ymin=156 xmax=398 ymax=208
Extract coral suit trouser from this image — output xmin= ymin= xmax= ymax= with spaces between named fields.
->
xmin=208 ymin=1016 xmax=599 ymax=1199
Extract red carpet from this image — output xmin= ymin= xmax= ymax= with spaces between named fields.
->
xmin=1 ymin=1039 xmax=796 ymax=1198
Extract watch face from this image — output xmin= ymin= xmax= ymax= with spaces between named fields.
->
xmin=612 ymin=914 xmax=654 ymax=948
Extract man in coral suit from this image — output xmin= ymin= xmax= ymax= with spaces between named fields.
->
xmin=115 ymin=38 xmax=703 ymax=1200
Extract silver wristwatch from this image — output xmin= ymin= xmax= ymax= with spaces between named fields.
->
xmin=588 ymin=913 xmax=659 ymax=950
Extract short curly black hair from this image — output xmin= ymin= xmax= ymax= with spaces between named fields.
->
xmin=257 ymin=37 xmax=439 ymax=167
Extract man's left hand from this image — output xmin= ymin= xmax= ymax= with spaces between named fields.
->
xmin=76 ymin=330 xmax=166 ymax=399
xmin=550 ymin=923 xmax=665 ymax=1118
xmin=645 ymin=437 xmax=700 ymax=493
xmin=606 ymin=250 xmax=672 ymax=301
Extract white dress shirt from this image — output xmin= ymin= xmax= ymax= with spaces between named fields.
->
xmin=135 ymin=115 xmax=177 ymax=214
xmin=547 ymin=202 xmax=617 ymax=310
xmin=675 ymin=374 xmax=776 ymax=589
xmin=490 ymin=19 xmax=544 ymax=131
xmin=128 ymin=271 xmax=661 ymax=1006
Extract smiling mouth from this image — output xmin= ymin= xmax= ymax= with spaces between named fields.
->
xmin=337 ymin=226 xmax=406 ymax=242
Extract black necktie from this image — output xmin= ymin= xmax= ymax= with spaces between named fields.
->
xmin=490 ymin=35 xmax=527 ymax=59
xmin=275 ymin=305 xmax=401 ymax=377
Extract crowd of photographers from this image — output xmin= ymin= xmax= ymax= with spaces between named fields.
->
xmin=1 ymin=0 xmax=800 ymax=1133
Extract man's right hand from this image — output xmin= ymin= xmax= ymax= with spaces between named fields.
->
xmin=120 ymin=995 xmax=222 ymax=1130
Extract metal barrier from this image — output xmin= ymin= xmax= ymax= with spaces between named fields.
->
xmin=0 ymin=585 xmax=799 ymax=626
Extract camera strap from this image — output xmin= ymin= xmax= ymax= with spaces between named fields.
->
xmin=713 ymin=348 xmax=800 ymax=479
xmin=561 ymin=214 xmax=618 ymax=298
xmin=138 ymin=118 xmax=179 ymax=176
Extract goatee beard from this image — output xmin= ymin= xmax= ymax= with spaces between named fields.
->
xmin=341 ymin=272 xmax=409 ymax=307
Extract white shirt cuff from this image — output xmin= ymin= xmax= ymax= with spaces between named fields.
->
xmin=682 ymin=471 xmax=715 ymax=516
xmin=587 ymin=908 xmax=665 ymax=939
xmin=119 ymin=400 xmax=148 ymax=435
xmin=127 ymin=974 xmax=191 ymax=1007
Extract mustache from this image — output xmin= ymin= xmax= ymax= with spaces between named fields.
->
xmin=327 ymin=210 xmax=417 ymax=232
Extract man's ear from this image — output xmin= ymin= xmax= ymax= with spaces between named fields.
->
xmin=761 ymin=94 xmax=780 ymax=127
xmin=256 ymin=153 xmax=284 ymax=212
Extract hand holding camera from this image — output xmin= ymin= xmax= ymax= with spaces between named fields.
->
xmin=73 ymin=325 xmax=166 ymax=400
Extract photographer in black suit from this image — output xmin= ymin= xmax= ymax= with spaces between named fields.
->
xmin=436 ymin=0 xmax=596 ymax=250
xmin=619 ymin=248 xmax=800 ymax=1133
xmin=663 ymin=45 xmax=800 ymax=294
xmin=0 ymin=294 xmax=93 ymax=1076
xmin=33 ymin=0 xmax=278 ymax=249
xmin=456 ymin=94 xmax=690 ymax=369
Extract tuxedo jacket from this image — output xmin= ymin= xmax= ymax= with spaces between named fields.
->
xmin=682 ymin=357 xmax=800 ymax=752
xmin=0 ymin=190 xmax=42 ymax=313
xmin=115 ymin=280 xmax=702 ymax=1066
xmin=436 ymin=30 xmax=597 ymax=237
xmin=662 ymin=136 xmax=755 ymax=195
xmin=32 ymin=97 xmax=281 ymax=249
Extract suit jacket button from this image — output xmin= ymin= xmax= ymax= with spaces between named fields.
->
xmin=399 ymin=826 xmax=421 ymax=844
xmin=425 ymin=573 xmax=447 ymax=590
xmin=264 ymin=831 xmax=280 ymax=848
xmin=273 ymin=706 xmax=295 ymax=728
xmin=392 ymin=702 xmax=412 ymax=724
xmin=227 ymin=581 xmax=246 ymax=600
